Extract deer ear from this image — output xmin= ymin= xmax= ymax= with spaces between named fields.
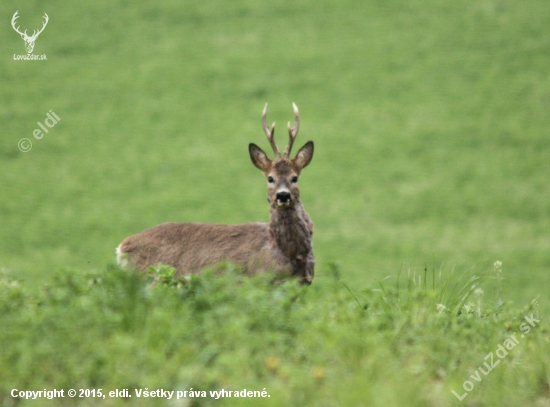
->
xmin=249 ymin=143 xmax=271 ymax=171
xmin=293 ymin=141 xmax=314 ymax=170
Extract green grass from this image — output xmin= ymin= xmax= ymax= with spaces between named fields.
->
xmin=1 ymin=0 xmax=550 ymax=405
xmin=0 ymin=265 xmax=547 ymax=407
xmin=2 ymin=0 xmax=550 ymax=304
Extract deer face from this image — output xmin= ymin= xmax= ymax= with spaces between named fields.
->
xmin=249 ymin=141 xmax=313 ymax=215
xmin=21 ymin=34 xmax=38 ymax=53
xmin=249 ymin=103 xmax=313 ymax=210
xmin=248 ymin=103 xmax=313 ymax=209
xmin=249 ymin=143 xmax=314 ymax=209
xmin=267 ymin=160 xmax=299 ymax=207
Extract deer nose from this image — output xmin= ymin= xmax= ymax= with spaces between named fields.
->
xmin=276 ymin=191 xmax=291 ymax=203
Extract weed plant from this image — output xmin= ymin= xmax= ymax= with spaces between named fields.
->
xmin=0 ymin=263 xmax=547 ymax=406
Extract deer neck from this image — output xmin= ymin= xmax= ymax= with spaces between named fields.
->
xmin=268 ymin=199 xmax=313 ymax=264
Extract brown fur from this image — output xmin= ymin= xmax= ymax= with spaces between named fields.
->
xmin=117 ymin=104 xmax=315 ymax=284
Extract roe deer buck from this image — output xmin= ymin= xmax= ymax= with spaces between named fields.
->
xmin=116 ymin=103 xmax=315 ymax=284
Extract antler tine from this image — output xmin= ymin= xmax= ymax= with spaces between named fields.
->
xmin=30 ymin=13 xmax=48 ymax=38
xmin=11 ymin=11 xmax=27 ymax=36
xmin=261 ymin=103 xmax=281 ymax=159
xmin=283 ymin=102 xmax=300 ymax=158
xmin=36 ymin=13 xmax=49 ymax=36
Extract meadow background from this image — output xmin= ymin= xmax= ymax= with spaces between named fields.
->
xmin=1 ymin=0 xmax=549 ymax=406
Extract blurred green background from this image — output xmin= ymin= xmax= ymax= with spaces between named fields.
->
xmin=1 ymin=0 xmax=549 ymax=309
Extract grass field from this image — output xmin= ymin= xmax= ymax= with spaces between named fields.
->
xmin=0 ymin=265 xmax=548 ymax=407
xmin=1 ymin=0 xmax=550 ymax=405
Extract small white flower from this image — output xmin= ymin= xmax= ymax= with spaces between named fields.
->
xmin=463 ymin=303 xmax=473 ymax=313
xmin=436 ymin=303 xmax=446 ymax=313
xmin=474 ymin=288 xmax=484 ymax=297
xmin=494 ymin=261 xmax=502 ymax=271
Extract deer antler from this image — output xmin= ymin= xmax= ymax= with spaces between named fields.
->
xmin=31 ymin=13 xmax=49 ymax=39
xmin=262 ymin=103 xmax=281 ymax=159
xmin=283 ymin=103 xmax=300 ymax=158
xmin=11 ymin=11 xmax=27 ymax=37
xmin=11 ymin=11 xmax=48 ymax=39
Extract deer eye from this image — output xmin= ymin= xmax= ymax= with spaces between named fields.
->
xmin=291 ymin=176 xmax=298 ymax=183
xmin=267 ymin=176 xmax=275 ymax=183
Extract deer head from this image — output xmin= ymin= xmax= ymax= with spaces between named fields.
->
xmin=11 ymin=11 xmax=49 ymax=54
xmin=249 ymin=103 xmax=314 ymax=209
